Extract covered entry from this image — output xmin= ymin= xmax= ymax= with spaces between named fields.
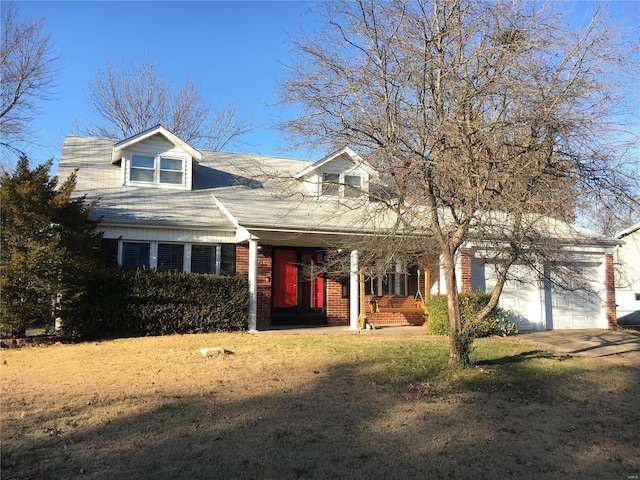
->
xmin=272 ymin=248 xmax=326 ymax=325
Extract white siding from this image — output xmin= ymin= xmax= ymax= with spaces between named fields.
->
xmin=100 ymin=225 xmax=235 ymax=244
xmin=122 ymin=134 xmax=194 ymax=190
xmin=616 ymin=229 xmax=640 ymax=322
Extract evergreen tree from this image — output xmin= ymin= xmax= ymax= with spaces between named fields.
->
xmin=0 ymin=156 xmax=103 ymax=337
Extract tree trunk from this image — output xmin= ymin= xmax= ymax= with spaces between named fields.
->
xmin=442 ymin=249 xmax=462 ymax=363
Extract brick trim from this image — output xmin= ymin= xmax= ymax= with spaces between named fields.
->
xmin=604 ymin=253 xmax=617 ymax=329
xmin=460 ymin=248 xmax=472 ymax=293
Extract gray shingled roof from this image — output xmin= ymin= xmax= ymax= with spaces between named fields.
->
xmin=57 ymin=136 xmax=404 ymax=236
xmin=57 ymin=135 xmax=618 ymax=247
xmin=57 ymin=136 xmax=234 ymax=229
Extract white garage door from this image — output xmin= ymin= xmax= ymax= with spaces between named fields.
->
xmin=549 ymin=264 xmax=602 ymax=329
xmin=481 ymin=262 xmax=544 ymax=331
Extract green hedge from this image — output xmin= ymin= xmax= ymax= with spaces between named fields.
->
xmin=426 ymin=292 xmax=517 ymax=337
xmin=62 ymin=269 xmax=248 ymax=339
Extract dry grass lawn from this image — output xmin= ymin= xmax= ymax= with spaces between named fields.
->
xmin=1 ymin=333 xmax=639 ymax=479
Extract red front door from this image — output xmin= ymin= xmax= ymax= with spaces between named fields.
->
xmin=272 ymin=248 xmax=326 ymax=325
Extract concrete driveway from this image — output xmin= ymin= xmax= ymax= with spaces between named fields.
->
xmin=516 ymin=329 xmax=640 ymax=369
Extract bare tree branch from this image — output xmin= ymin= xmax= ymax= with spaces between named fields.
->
xmin=0 ymin=2 xmax=58 ymax=169
xmin=83 ymin=57 xmax=253 ymax=151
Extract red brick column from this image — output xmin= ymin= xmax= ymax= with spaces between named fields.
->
xmin=326 ymin=278 xmax=349 ymax=326
xmin=604 ymin=253 xmax=617 ymax=329
xmin=235 ymin=244 xmax=272 ymax=329
xmin=460 ymin=248 xmax=473 ymax=293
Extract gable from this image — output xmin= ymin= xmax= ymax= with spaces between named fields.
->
xmin=111 ymin=126 xmax=201 ymax=191
xmin=294 ymin=147 xmax=376 ymax=198
xmin=111 ymin=125 xmax=201 ymax=164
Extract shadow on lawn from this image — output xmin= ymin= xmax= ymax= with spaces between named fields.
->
xmin=7 ymin=353 xmax=639 ymax=480
xmin=475 ymin=350 xmax=571 ymax=366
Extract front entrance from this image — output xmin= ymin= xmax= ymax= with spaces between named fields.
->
xmin=272 ymin=248 xmax=326 ymax=325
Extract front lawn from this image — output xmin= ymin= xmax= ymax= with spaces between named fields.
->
xmin=1 ymin=333 xmax=638 ymax=479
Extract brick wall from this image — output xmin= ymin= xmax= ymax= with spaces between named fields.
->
xmin=235 ymin=243 xmax=272 ymax=329
xmin=326 ymin=278 xmax=349 ymax=326
xmin=460 ymin=248 xmax=473 ymax=293
xmin=366 ymin=311 xmax=425 ymax=326
xmin=605 ymin=253 xmax=617 ymax=329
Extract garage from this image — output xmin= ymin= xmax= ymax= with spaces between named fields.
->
xmin=474 ymin=260 xmax=605 ymax=331
xmin=547 ymin=263 xmax=604 ymax=329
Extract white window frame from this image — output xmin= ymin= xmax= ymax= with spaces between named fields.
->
xmin=321 ymin=171 xmax=364 ymax=198
xmin=118 ymin=241 xmax=231 ymax=275
xmin=127 ymin=152 xmax=187 ymax=187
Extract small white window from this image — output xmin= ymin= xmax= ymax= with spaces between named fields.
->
xmin=344 ymin=175 xmax=362 ymax=197
xmin=159 ymin=158 xmax=183 ymax=184
xmin=131 ymin=155 xmax=155 ymax=182
xmin=129 ymin=154 xmax=185 ymax=186
xmin=322 ymin=173 xmax=340 ymax=196
xmin=322 ymin=172 xmax=364 ymax=198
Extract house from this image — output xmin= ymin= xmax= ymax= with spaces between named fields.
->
xmin=615 ymin=223 xmax=640 ymax=326
xmin=56 ymin=125 xmax=620 ymax=332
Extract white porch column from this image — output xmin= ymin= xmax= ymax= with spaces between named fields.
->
xmin=248 ymin=239 xmax=258 ymax=332
xmin=350 ymin=249 xmax=359 ymax=330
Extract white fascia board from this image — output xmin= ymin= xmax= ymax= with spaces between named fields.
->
xmin=111 ymin=125 xmax=202 ymax=163
xmin=293 ymin=146 xmax=366 ymax=179
xmin=616 ymin=223 xmax=640 ymax=239
xmin=211 ymin=194 xmax=256 ymax=243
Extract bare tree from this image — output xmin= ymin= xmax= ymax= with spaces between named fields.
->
xmin=281 ymin=0 xmax=639 ymax=363
xmin=0 ymin=2 xmax=58 ymax=167
xmin=84 ymin=57 xmax=253 ymax=151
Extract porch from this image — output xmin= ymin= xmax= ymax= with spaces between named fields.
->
xmin=363 ymin=295 xmax=426 ymax=327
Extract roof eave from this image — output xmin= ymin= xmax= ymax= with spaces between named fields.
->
xmin=111 ymin=125 xmax=202 ymax=164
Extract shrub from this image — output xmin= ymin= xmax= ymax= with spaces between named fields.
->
xmin=426 ymin=292 xmax=517 ymax=338
xmin=62 ymin=269 xmax=248 ymax=339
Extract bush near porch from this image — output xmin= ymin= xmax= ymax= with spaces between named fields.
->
xmin=426 ymin=292 xmax=517 ymax=337
xmin=61 ymin=269 xmax=248 ymax=339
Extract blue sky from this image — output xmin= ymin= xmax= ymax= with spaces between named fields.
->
xmin=11 ymin=1 xmax=322 ymax=170
xmin=7 ymin=0 xmax=640 ymax=173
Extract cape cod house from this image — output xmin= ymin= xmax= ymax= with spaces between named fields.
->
xmin=56 ymin=126 xmax=620 ymax=332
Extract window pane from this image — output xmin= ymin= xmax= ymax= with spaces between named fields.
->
xmin=160 ymin=158 xmax=182 ymax=171
xmin=131 ymin=168 xmax=154 ymax=182
xmin=159 ymin=171 xmax=183 ymax=184
xmin=122 ymin=242 xmax=150 ymax=270
xmin=132 ymin=155 xmax=154 ymax=168
xmin=322 ymin=173 xmax=340 ymax=196
xmin=220 ymin=244 xmax=236 ymax=276
xmin=191 ymin=245 xmax=217 ymax=274
xmin=100 ymin=238 xmax=119 ymax=267
xmin=157 ymin=244 xmax=184 ymax=272
xmin=344 ymin=175 xmax=361 ymax=197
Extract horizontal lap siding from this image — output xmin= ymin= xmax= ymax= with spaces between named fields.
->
xmin=101 ymin=226 xmax=235 ymax=243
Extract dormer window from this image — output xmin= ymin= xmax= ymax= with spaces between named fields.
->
xmin=113 ymin=126 xmax=202 ymax=190
xmin=130 ymin=154 xmax=185 ymax=186
xmin=322 ymin=172 xmax=363 ymax=198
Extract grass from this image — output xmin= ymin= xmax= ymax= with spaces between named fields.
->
xmin=1 ymin=333 xmax=639 ymax=479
